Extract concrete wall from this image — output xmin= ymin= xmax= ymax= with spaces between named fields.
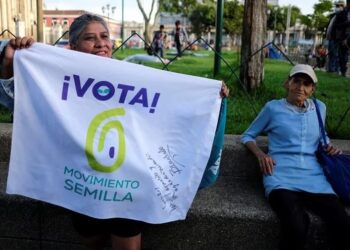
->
xmin=0 ymin=123 xmax=349 ymax=249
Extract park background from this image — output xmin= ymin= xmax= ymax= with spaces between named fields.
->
xmin=1 ymin=0 xmax=349 ymax=139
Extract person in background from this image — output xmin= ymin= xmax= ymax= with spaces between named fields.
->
xmin=334 ymin=0 xmax=350 ymax=76
xmin=151 ymin=24 xmax=167 ymax=58
xmin=240 ymin=64 xmax=350 ymax=250
xmin=172 ymin=20 xmax=188 ymax=58
xmin=315 ymin=44 xmax=327 ymax=69
xmin=347 ymin=30 xmax=350 ymax=47
xmin=304 ymin=48 xmax=312 ymax=64
xmin=326 ymin=0 xmax=345 ymax=73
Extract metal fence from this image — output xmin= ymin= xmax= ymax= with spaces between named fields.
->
xmin=1 ymin=29 xmax=349 ymax=134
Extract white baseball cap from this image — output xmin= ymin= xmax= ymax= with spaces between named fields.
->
xmin=289 ymin=64 xmax=318 ymax=84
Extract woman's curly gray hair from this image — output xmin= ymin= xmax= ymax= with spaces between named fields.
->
xmin=69 ymin=14 xmax=109 ymax=46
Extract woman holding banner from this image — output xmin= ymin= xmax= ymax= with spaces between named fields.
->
xmin=67 ymin=16 xmax=147 ymax=250
xmin=1 ymin=13 xmax=228 ymax=250
xmin=69 ymin=14 xmax=228 ymax=250
xmin=0 ymin=16 xmax=145 ymax=249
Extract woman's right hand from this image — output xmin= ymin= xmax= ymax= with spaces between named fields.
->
xmin=2 ymin=37 xmax=35 ymax=78
xmin=245 ymin=141 xmax=275 ymax=175
xmin=256 ymin=151 xmax=276 ymax=175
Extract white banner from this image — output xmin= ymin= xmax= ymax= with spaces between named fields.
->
xmin=6 ymin=43 xmax=221 ymax=223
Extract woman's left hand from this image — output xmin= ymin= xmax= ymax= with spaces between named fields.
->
xmin=324 ymin=144 xmax=342 ymax=155
xmin=220 ymin=81 xmax=229 ymax=98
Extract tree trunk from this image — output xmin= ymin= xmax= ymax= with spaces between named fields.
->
xmin=144 ymin=21 xmax=151 ymax=45
xmin=240 ymin=0 xmax=267 ymax=91
xmin=36 ymin=0 xmax=43 ymax=42
xmin=136 ymin=0 xmax=157 ymax=45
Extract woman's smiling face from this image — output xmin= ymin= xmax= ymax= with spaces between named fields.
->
xmin=71 ymin=21 xmax=112 ymax=58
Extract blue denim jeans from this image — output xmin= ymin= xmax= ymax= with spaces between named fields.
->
xmin=0 ymin=78 xmax=14 ymax=112
xmin=339 ymin=43 xmax=349 ymax=76
xmin=327 ymin=40 xmax=340 ymax=72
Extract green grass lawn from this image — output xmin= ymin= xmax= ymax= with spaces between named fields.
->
xmin=1 ymin=48 xmax=349 ymax=139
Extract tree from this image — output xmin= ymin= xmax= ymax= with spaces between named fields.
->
xmin=300 ymin=0 xmax=332 ymax=40
xmin=223 ymin=0 xmax=244 ymax=47
xmin=188 ymin=2 xmax=216 ymax=37
xmin=188 ymin=0 xmax=244 ymax=41
xmin=267 ymin=5 xmax=302 ymax=33
xmin=136 ymin=0 xmax=157 ymax=44
xmin=312 ymin=0 xmax=333 ymax=34
xmin=159 ymin=0 xmax=198 ymax=16
xmin=136 ymin=0 xmax=199 ymax=46
xmin=240 ymin=0 xmax=267 ymax=91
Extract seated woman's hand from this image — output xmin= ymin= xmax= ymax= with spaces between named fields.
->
xmin=220 ymin=81 xmax=229 ymax=98
xmin=324 ymin=144 xmax=342 ymax=155
xmin=256 ymin=151 xmax=276 ymax=175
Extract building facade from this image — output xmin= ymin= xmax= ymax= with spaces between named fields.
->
xmin=123 ymin=21 xmax=145 ymax=48
xmin=43 ymin=10 xmax=145 ymax=48
xmin=0 ymin=0 xmax=38 ymax=39
xmin=43 ymin=10 xmax=121 ymax=45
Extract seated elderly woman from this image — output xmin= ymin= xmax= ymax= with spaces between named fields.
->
xmin=240 ymin=64 xmax=350 ymax=250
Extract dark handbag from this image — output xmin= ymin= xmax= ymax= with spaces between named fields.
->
xmin=313 ymin=98 xmax=350 ymax=204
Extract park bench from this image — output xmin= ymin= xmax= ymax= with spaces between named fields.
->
xmin=0 ymin=123 xmax=349 ymax=249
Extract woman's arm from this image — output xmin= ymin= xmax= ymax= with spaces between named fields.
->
xmin=0 ymin=78 xmax=14 ymax=111
xmin=245 ymin=141 xmax=275 ymax=175
xmin=240 ymin=102 xmax=275 ymax=174
xmin=0 ymin=37 xmax=34 ymax=111
xmin=240 ymin=103 xmax=270 ymax=144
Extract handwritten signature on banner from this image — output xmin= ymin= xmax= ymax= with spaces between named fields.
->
xmin=146 ymin=145 xmax=186 ymax=213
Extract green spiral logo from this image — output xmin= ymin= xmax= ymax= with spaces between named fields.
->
xmin=85 ymin=108 xmax=126 ymax=173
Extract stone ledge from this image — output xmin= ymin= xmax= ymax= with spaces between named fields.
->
xmin=0 ymin=163 xmax=280 ymax=250
xmin=2 ymin=162 xmax=348 ymax=250
xmin=1 ymin=123 xmax=350 ymax=250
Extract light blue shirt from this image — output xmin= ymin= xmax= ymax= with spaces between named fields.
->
xmin=0 ymin=78 xmax=14 ymax=112
xmin=241 ymin=98 xmax=334 ymax=197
